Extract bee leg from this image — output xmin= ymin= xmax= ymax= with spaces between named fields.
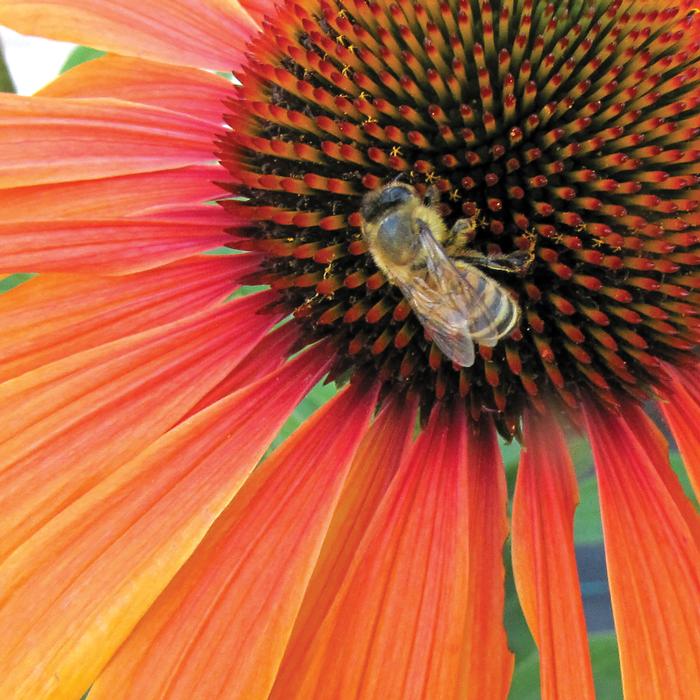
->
xmin=443 ymin=217 xmax=479 ymax=255
xmin=457 ymin=249 xmax=535 ymax=275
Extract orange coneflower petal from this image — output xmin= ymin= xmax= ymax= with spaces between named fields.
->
xmin=0 ymin=292 xmax=282 ymax=563
xmin=0 ymin=0 xmax=258 ymax=72
xmin=462 ymin=418 xmax=514 ymax=699
xmin=0 ymin=215 xmax=229 ymax=275
xmin=0 ymin=344 xmax=331 ymax=700
xmin=584 ymin=404 xmax=700 ymax=699
xmin=270 ymin=404 xmax=511 ymax=700
xmin=626 ymin=401 xmax=700 ymax=547
xmin=272 ymin=391 xmax=417 ymax=687
xmin=0 ymin=254 xmax=259 ymax=381
xmin=236 ymin=0 xmax=269 ymax=26
xmin=658 ymin=364 xmax=700 ymax=498
xmin=182 ymin=321 xmax=303 ymax=421
xmin=0 ymin=95 xmax=219 ymax=189
xmin=0 ymin=166 xmax=224 ymax=222
xmin=512 ymin=410 xmax=594 ymax=700
xmin=39 ymin=54 xmax=233 ymax=125
xmin=90 ymin=379 xmax=377 ymax=700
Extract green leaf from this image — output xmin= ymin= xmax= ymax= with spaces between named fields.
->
xmin=508 ymin=649 xmax=541 ymax=700
xmin=0 ymin=39 xmax=15 ymax=93
xmin=61 ymin=46 xmax=105 ymax=73
xmin=265 ymin=379 xmax=339 ymax=456
xmin=508 ymin=633 xmax=622 ymax=699
xmin=504 ymin=546 xmax=537 ymax=660
xmin=590 ymin=633 xmax=623 ymax=700
xmin=670 ymin=451 xmax=698 ymax=508
xmin=230 ymin=284 xmax=268 ymax=301
xmin=574 ymin=472 xmax=604 ymax=544
xmin=0 ymin=273 xmax=34 ymax=295
xmin=570 ymin=438 xmax=603 ymax=544
xmin=505 ymin=545 xmax=539 ymax=700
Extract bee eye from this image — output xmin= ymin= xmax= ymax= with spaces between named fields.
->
xmin=376 ymin=212 xmax=416 ymax=264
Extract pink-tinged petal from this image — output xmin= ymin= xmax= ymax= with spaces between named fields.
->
xmin=0 ymin=0 xmax=258 ymax=72
xmin=0 ymin=344 xmax=331 ymax=700
xmin=90 ymin=379 xmax=378 ymax=700
xmin=39 ymin=55 xmax=233 ymax=125
xmin=272 ymin=392 xmax=417 ymax=687
xmin=0 ymin=166 xmax=225 ymax=222
xmin=181 ymin=321 xmax=302 ymax=421
xmin=462 ymin=418 xmax=514 ymax=699
xmin=658 ymin=364 xmax=700 ymax=499
xmin=584 ymin=403 xmax=700 ymax=699
xmin=512 ymin=409 xmax=594 ymax=700
xmin=237 ymin=0 xmax=271 ymax=26
xmin=0 ymin=95 xmax=220 ymax=189
xmin=270 ymin=404 xmax=511 ymax=700
xmin=0 ymin=292 xmax=282 ymax=563
xmin=0 ymin=254 xmax=259 ymax=381
xmin=0 ymin=216 xmax=230 ymax=275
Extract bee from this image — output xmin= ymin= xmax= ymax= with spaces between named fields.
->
xmin=360 ymin=182 xmax=532 ymax=367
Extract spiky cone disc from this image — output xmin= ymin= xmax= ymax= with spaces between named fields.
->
xmin=220 ymin=0 xmax=700 ymax=437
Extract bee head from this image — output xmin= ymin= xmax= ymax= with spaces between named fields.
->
xmin=359 ymin=182 xmax=418 ymax=224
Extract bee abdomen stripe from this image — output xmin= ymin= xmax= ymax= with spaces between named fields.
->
xmin=470 ymin=288 xmax=519 ymax=341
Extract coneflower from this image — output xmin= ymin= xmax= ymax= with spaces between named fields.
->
xmin=225 ymin=0 xmax=700 ymax=436
xmin=0 ymin=0 xmax=697 ymax=698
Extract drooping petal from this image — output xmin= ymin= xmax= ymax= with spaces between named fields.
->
xmin=272 ymin=391 xmax=417 ymax=687
xmin=512 ymin=409 xmax=595 ymax=700
xmin=39 ymin=54 xmax=233 ymax=125
xmin=584 ymin=403 xmax=700 ymax=699
xmin=0 ymin=344 xmax=331 ymax=700
xmin=0 ymin=166 xmax=225 ymax=222
xmin=90 ymin=378 xmax=378 ymax=700
xmin=0 ymin=0 xmax=258 ymax=71
xmin=461 ymin=417 xmax=514 ymax=699
xmin=0 ymin=95 xmax=219 ymax=189
xmin=658 ymin=364 xmax=700 ymax=498
xmin=270 ymin=403 xmax=512 ymax=700
xmin=0 ymin=292 xmax=282 ymax=563
xmin=0 ymin=254 xmax=259 ymax=381
xmin=0 ymin=215 xmax=230 ymax=275
xmin=625 ymin=400 xmax=700 ymax=547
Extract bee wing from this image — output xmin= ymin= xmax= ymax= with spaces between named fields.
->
xmin=395 ymin=219 xmax=520 ymax=366
xmin=394 ymin=273 xmax=476 ymax=367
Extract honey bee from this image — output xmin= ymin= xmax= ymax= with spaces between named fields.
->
xmin=360 ymin=182 xmax=532 ymax=367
